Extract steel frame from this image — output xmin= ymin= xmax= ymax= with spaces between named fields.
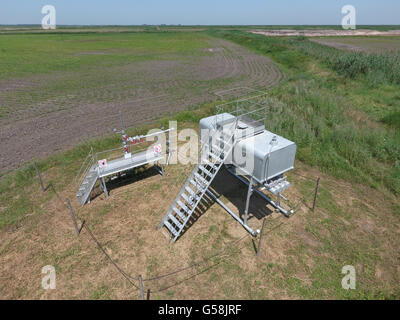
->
xmin=204 ymin=165 xmax=294 ymax=238
xmin=96 ymin=127 xmax=174 ymax=199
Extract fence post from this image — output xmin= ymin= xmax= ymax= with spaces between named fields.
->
xmin=256 ymin=218 xmax=267 ymax=257
xmin=139 ymin=275 xmax=144 ymax=300
xmin=66 ymin=199 xmax=80 ymax=235
xmin=312 ymin=177 xmax=320 ymax=212
xmin=34 ymin=162 xmax=45 ymax=192
xmin=146 ymin=289 xmax=151 ymax=300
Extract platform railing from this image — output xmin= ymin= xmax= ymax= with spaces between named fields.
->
xmin=74 ymin=148 xmax=94 ymax=188
xmin=214 ymin=91 xmax=269 ymax=132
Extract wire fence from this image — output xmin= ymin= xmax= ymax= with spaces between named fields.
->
xmin=32 ymin=157 xmax=322 ymax=299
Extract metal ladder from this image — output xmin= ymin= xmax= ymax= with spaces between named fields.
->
xmin=158 ymin=120 xmax=237 ymax=242
xmin=75 ymin=149 xmax=99 ymax=205
xmin=76 ymin=166 xmax=98 ymax=205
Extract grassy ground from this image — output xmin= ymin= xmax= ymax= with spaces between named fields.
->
xmin=0 ymin=28 xmax=399 ymax=299
xmin=0 ymin=109 xmax=398 ymax=299
xmin=0 ymin=32 xmax=208 ymax=79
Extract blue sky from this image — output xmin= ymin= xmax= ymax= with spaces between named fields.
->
xmin=0 ymin=0 xmax=399 ymax=25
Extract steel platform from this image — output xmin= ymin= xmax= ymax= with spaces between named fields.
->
xmin=98 ymin=151 xmax=164 ymax=178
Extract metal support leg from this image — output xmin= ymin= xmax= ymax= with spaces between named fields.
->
xmin=244 ymin=177 xmax=254 ymax=225
xmin=100 ymin=177 xmax=109 ymax=198
xmin=206 ymin=189 xmax=258 ymax=236
xmin=154 ymin=162 xmax=165 ymax=177
xmin=226 ymin=167 xmax=294 ymax=217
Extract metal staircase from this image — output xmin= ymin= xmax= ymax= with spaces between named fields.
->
xmin=158 ymin=119 xmax=238 ymax=242
xmin=76 ymin=166 xmax=98 ymax=205
xmin=74 ymin=149 xmax=99 ymax=206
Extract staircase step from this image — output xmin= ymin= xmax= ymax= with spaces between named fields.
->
xmin=213 ymin=144 xmax=225 ymax=153
xmin=202 ymin=159 xmax=217 ymax=170
xmin=198 ymin=165 xmax=212 ymax=177
xmin=189 ymin=179 xmax=205 ymax=193
xmin=173 ymin=205 xmax=187 ymax=220
xmin=209 ymin=152 xmax=221 ymax=162
xmin=177 ymin=200 xmax=190 ymax=214
xmin=216 ymin=137 xmax=228 ymax=144
xmin=194 ymin=173 xmax=208 ymax=186
xmin=181 ymin=193 xmax=193 ymax=206
xmin=164 ymin=221 xmax=178 ymax=237
xmin=190 ymin=179 xmax=204 ymax=192
xmin=185 ymin=186 xmax=198 ymax=198
xmin=168 ymin=214 xmax=183 ymax=229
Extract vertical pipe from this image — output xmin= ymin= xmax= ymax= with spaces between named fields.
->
xmin=277 ymin=192 xmax=281 ymax=207
xmin=120 ymin=111 xmax=128 ymax=155
xmin=166 ymin=128 xmax=170 ymax=165
xmin=244 ymin=177 xmax=253 ymax=225
xmin=264 ymin=102 xmax=267 ymax=129
xmin=101 ymin=177 xmax=109 ymax=198
xmin=90 ymin=147 xmax=94 ymax=164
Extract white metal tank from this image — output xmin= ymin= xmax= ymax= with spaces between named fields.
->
xmin=200 ymin=113 xmax=296 ymax=184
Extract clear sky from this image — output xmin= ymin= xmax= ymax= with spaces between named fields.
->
xmin=0 ymin=0 xmax=399 ymax=25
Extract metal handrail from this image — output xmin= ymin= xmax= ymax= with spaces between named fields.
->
xmin=214 ymin=87 xmax=267 ymax=100
xmin=74 ymin=149 xmax=94 ymax=187
xmin=215 ymin=92 xmax=268 ymax=112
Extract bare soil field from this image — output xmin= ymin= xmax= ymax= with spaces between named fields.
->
xmin=310 ymin=37 xmax=400 ymax=53
xmin=0 ymin=35 xmax=284 ymax=174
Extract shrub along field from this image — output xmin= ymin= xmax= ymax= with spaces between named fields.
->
xmin=0 ymin=28 xmax=399 ymax=299
xmin=292 ymin=37 xmax=400 ymax=85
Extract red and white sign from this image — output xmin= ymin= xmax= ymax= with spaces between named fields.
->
xmin=98 ymin=159 xmax=108 ymax=168
xmin=153 ymin=144 xmax=162 ymax=154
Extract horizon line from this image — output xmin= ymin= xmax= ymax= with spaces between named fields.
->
xmin=1 ymin=24 xmax=400 ymax=27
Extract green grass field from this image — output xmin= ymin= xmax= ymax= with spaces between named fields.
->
xmin=0 ymin=27 xmax=399 ymax=300
xmin=0 ymin=32 xmax=209 ymax=79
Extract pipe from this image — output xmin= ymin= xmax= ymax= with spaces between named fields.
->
xmin=205 ymin=189 xmax=259 ymax=237
xmin=226 ymin=167 xmax=293 ymax=217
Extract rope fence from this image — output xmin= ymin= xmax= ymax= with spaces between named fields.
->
xmin=33 ymin=159 xmax=322 ymax=299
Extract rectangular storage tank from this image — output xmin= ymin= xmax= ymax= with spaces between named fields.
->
xmin=200 ymin=113 xmax=235 ymax=141
xmin=199 ymin=114 xmax=296 ymax=184
xmin=232 ymin=130 xmax=296 ymax=183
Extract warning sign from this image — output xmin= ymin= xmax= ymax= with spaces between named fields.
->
xmin=153 ymin=144 xmax=162 ymax=154
xmin=98 ymin=159 xmax=108 ymax=168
